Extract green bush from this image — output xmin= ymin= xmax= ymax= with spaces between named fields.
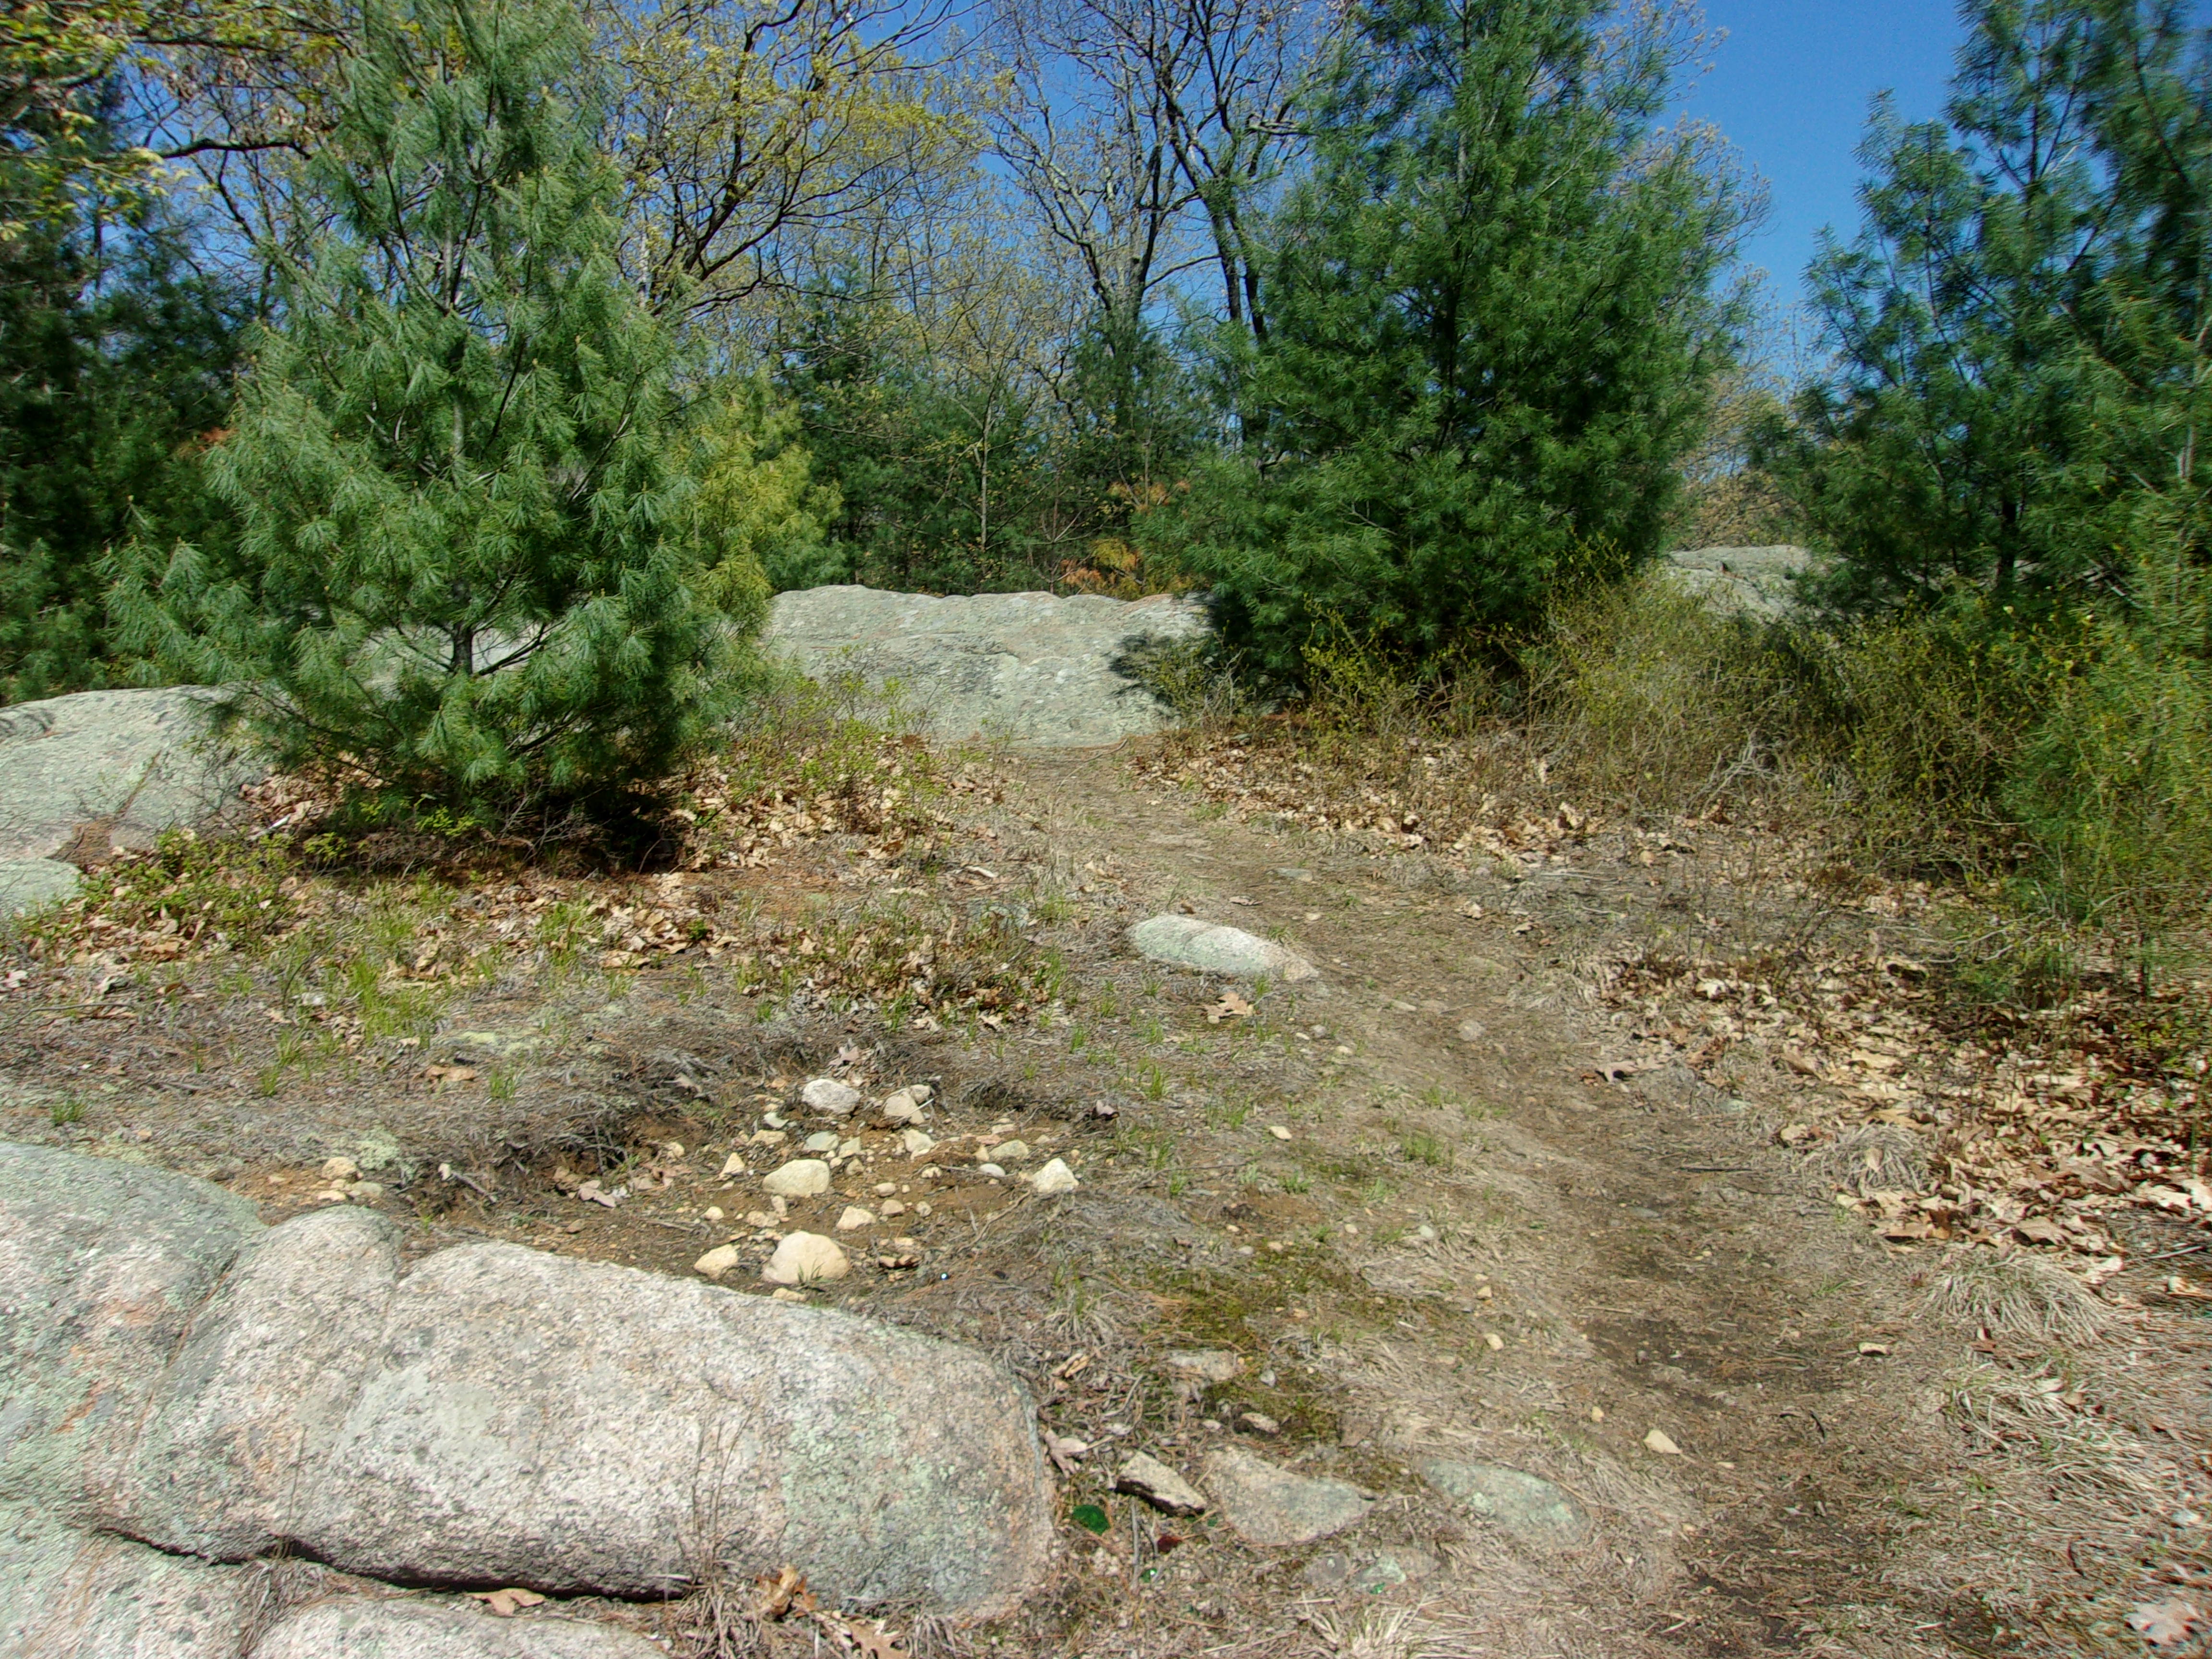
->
xmin=112 ymin=0 xmax=734 ymax=817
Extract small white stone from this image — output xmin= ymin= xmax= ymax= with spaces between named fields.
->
xmin=762 ymin=1159 xmax=832 ymax=1197
xmin=345 ymin=1182 xmax=384 ymax=1202
xmin=802 ymin=1131 xmax=840 ymax=1153
xmin=839 ymin=1138 xmax=862 ymax=1158
xmin=880 ymin=1199 xmax=906 ymax=1217
xmin=321 ymin=1156 xmax=360 ymax=1183
xmin=693 ymin=1244 xmax=742 ymax=1279
xmin=902 ymin=1129 xmax=936 ymax=1157
xmin=703 ymin=1205 xmax=724 ymax=1222
xmin=977 ymin=1163 xmax=1007 ymax=1179
xmin=762 ymin=1231 xmax=849 ymax=1284
xmin=836 ymin=1205 xmax=874 ymax=1230
xmin=719 ymin=1153 xmax=747 ymax=1177
xmin=994 ymin=1140 xmax=1031 ymax=1163
xmin=1030 ymin=1158 xmax=1080 ymax=1195
xmin=801 ymin=1077 xmax=862 ymax=1116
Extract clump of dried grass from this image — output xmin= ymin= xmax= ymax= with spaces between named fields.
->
xmin=1303 ymin=1605 xmax=1479 ymax=1659
xmin=1803 ymin=1123 xmax=1929 ymax=1198
xmin=1923 ymin=1246 xmax=2109 ymax=1346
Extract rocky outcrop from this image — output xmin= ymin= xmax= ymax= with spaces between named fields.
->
xmin=0 ymin=1143 xmax=1055 ymax=1654
xmin=0 ymin=687 xmax=266 ymax=913
xmin=764 ymin=585 xmax=1206 ymax=747
xmin=250 ymin=1598 xmax=667 ymax=1659
xmin=1663 ymin=545 xmax=1812 ymax=620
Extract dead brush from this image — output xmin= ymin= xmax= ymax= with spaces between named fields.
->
xmin=1923 ymin=1246 xmax=2110 ymax=1346
xmin=1301 ymin=1604 xmax=1479 ymax=1659
xmin=1802 ymin=1123 xmax=1928 ymax=1198
xmin=1949 ymin=1363 xmax=2169 ymax=1508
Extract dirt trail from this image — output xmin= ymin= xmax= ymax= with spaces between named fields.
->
xmin=3 ymin=722 xmax=2185 ymax=1658
xmin=1010 ymin=748 xmax=1996 ymax=1658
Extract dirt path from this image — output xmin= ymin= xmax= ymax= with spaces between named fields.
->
xmin=2 ymin=723 xmax=2188 ymax=1658
xmin=1000 ymin=749 xmax=2008 ymax=1658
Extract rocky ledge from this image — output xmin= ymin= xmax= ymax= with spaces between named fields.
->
xmin=0 ymin=1142 xmax=1054 ymax=1657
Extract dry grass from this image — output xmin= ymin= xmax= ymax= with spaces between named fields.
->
xmin=1922 ymin=1248 xmax=2111 ymax=1346
xmin=1803 ymin=1124 xmax=1930 ymax=1199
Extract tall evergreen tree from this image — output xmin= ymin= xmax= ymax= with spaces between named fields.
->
xmin=0 ymin=91 xmax=243 ymax=704
xmin=1781 ymin=0 xmax=2212 ymax=617
xmin=114 ymin=0 xmax=732 ymax=812
xmin=1174 ymin=0 xmax=1748 ymax=676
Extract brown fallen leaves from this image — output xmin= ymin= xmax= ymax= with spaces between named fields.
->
xmin=751 ymin=1567 xmax=908 ymax=1658
xmin=1205 ymin=991 xmax=1254 ymax=1024
xmin=472 ymin=1587 xmax=545 ymax=1617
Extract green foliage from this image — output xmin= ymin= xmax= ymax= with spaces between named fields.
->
xmin=1172 ymin=0 xmax=1748 ymax=678
xmin=0 ymin=196 xmax=243 ymax=704
xmin=690 ymin=373 xmax=842 ymax=603
xmin=1782 ymin=1 xmax=2212 ymax=615
xmin=112 ymin=0 xmax=734 ymax=812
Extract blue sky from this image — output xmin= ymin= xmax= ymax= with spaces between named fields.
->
xmin=1681 ymin=2 xmax=1969 ymax=304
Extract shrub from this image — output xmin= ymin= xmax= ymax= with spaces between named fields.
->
xmin=113 ymin=0 xmax=734 ymax=817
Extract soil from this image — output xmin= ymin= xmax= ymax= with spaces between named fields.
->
xmin=3 ymin=739 xmax=2207 ymax=1659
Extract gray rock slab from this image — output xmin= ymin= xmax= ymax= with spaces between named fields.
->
xmin=250 ymin=1599 xmax=665 ymax=1659
xmin=764 ymin=586 xmax=1207 ymax=748
xmin=1201 ymin=1447 xmax=1370 ymax=1547
xmin=1128 ymin=914 xmax=1317 ymax=982
xmin=115 ymin=1206 xmax=402 ymax=1558
xmin=0 ymin=1498 xmax=255 ymax=1659
xmin=0 ymin=1142 xmax=263 ymax=1515
xmin=1663 ymin=545 xmax=1812 ymax=621
xmin=0 ymin=687 xmax=267 ymax=909
xmin=286 ymin=1242 xmax=1050 ymax=1618
xmin=1115 ymin=1452 xmax=1208 ymax=1516
xmin=3 ymin=1144 xmax=1054 ymax=1622
xmin=1417 ymin=1458 xmax=1586 ymax=1548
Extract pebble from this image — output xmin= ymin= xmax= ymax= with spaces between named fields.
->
xmin=693 ymin=1244 xmax=742 ymax=1280
xmin=761 ymin=1231 xmax=850 ymax=1285
xmin=836 ymin=1206 xmax=874 ymax=1231
xmin=880 ymin=1085 xmax=932 ymax=1125
xmin=993 ymin=1141 xmax=1031 ymax=1163
xmin=1166 ymin=1349 xmax=1242 ymax=1384
xmin=902 ymin=1130 xmax=937 ymax=1157
xmin=1029 ymin=1158 xmax=1079 ymax=1195
xmin=703 ymin=1206 xmax=724 ymax=1222
xmin=874 ymin=1181 xmax=898 ymax=1196
xmin=346 ymin=1182 xmax=384 ymax=1203
xmin=761 ymin=1159 xmax=832 ymax=1198
xmin=976 ymin=1163 xmax=1007 ymax=1179
xmin=321 ymin=1156 xmax=360 ymax=1183
xmin=802 ymin=1131 xmax=840 ymax=1153
xmin=881 ymin=1199 xmax=906 ymax=1217
xmin=1115 ymin=1453 xmax=1208 ymax=1516
xmin=1126 ymin=914 xmax=1319 ymax=982
xmin=719 ymin=1153 xmax=747 ymax=1177
xmin=801 ymin=1077 xmax=862 ymax=1117
xmin=1238 ymin=1412 xmax=1280 ymax=1435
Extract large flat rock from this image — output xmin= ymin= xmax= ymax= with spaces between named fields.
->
xmin=0 ymin=1499 xmax=254 ymax=1659
xmin=0 ymin=1143 xmax=1053 ymax=1623
xmin=764 ymin=586 xmax=1206 ymax=747
xmin=0 ymin=686 xmax=266 ymax=912
xmin=0 ymin=1142 xmax=264 ymax=1515
xmin=1663 ymin=545 xmax=1812 ymax=620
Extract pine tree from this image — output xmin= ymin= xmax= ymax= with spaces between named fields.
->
xmin=114 ymin=0 xmax=731 ymax=812
xmin=1177 ymin=0 xmax=1748 ymax=676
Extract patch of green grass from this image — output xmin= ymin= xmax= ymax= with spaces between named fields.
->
xmin=1282 ymin=1167 xmax=1312 ymax=1194
xmin=1136 ymin=1063 xmax=1170 ymax=1102
xmin=49 ymin=1095 xmax=84 ymax=1126
xmin=1399 ymin=1130 xmax=1452 ymax=1167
